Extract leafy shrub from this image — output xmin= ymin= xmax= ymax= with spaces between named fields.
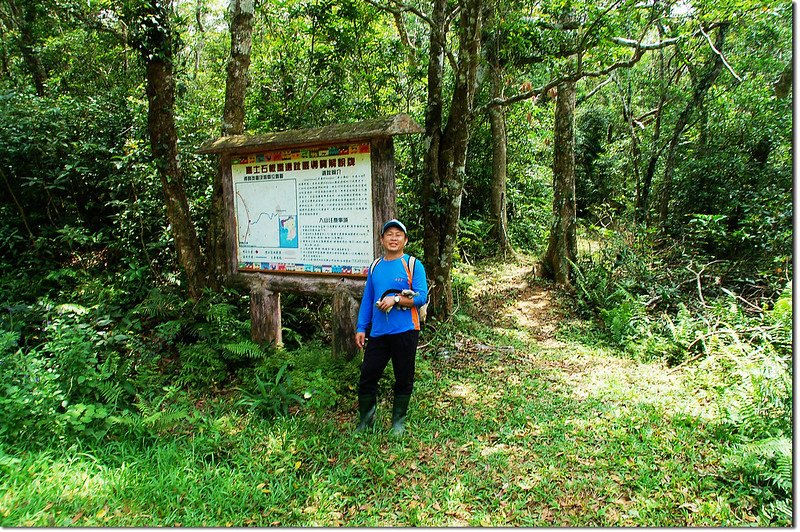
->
xmin=571 ymin=232 xmax=658 ymax=352
xmin=457 ymin=218 xmax=493 ymax=262
xmin=235 ymin=363 xmax=305 ymax=418
xmin=0 ymin=301 xmax=139 ymax=446
xmin=291 ymin=368 xmax=339 ymax=411
xmin=675 ymin=287 xmax=792 ymax=525
xmin=0 ymin=331 xmax=64 ymax=446
xmin=242 ymin=341 xmax=353 ymax=415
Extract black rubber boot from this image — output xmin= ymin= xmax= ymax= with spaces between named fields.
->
xmin=355 ymin=394 xmax=377 ymax=433
xmin=390 ymin=394 xmax=411 ymax=436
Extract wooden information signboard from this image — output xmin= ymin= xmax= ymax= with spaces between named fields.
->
xmin=231 ymin=142 xmax=374 ymax=276
xmin=198 ymin=114 xmax=423 ymax=358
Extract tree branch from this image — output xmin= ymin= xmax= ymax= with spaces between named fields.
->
xmin=610 ymin=36 xmax=680 ymax=50
xmin=480 ymin=34 xmax=680 ymax=112
xmin=73 ymin=9 xmax=128 ymax=43
xmin=699 ymin=24 xmax=741 ymax=83
xmin=577 ymin=74 xmax=614 ymax=104
xmin=518 ymin=16 xmax=581 ymax=31
xmin=0 ymin=166 xmax=34 ymax=241
xmin=364 ymin=0 xmax=433 ymax=27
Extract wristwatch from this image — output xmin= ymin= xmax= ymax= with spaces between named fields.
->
xmin=394 ymin=295 xmax=400 ymax=304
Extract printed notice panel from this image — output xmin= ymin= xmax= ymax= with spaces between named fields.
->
xmin=232 ymin=143 xmax=374 ymax=276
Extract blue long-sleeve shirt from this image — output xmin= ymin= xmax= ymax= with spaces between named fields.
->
xmin=357 ymin=254 xmax=428 ymax=337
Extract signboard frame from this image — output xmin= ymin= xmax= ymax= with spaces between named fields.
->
xmin=199 ymin=114 xmax=422 ymax=356
xmin=231 ymin=141 xmax=375 ymax=278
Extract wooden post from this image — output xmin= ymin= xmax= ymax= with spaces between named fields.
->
xmin=371 ymin=137 xmax=396 ymax=257
xmin=220 ymin=153 xmax=238 ymax=278
xmin=250 ymin=285 xmax=282 ymax=346
xmin=332 ymin=289 xmax=361 ymax=359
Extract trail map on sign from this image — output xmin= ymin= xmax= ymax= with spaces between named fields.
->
xmin=235 ymin=180 xmax=298 ymax=249
xmin=232 ymin=143 xmax=374 ymax=276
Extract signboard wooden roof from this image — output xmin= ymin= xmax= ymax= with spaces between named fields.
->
xmin=198 ymin=113 xmax=423 ymax=155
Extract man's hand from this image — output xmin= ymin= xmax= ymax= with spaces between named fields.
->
xmin=355 ymin=332 xmax=366 ymax=349
xmin=376 ymin=295 xmax=400 ymax=312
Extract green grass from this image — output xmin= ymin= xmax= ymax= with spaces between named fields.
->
xmin=0 ymin=257 xmax=787 ymax=527
xmin=0 ymin=343 xmax=765 ymax=527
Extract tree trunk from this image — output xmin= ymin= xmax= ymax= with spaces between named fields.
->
xmin=616 ymin=76 xmax=643 ymax=224
xmin=488 ymin=44 xmax=513 ymax=256
xmin=133 ymin=0 xmax=208 ymax=299
xmin=5 ymin=0 xmax=47 ymax=96
xmin=632 ymin=45 xmax=679 ymax=225
xmin=208 ymin=0 xmax=254 ymax=289
xmin=421 ymin=0 xmax=484 ymax=319
xmin=773 ymin=59 xmax=791 ymax=99
xmin=193 ymin=0 xmax=205 ymax=79
xmin=657 ymin=24 xmax=728 ymax=229
xmin=543 ymin=81 xmax=577 ymax=286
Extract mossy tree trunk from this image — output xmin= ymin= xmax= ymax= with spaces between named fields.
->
xmin=208 ymin=0 xmax=255 ymax=289
xmin=129 ymin=0 xmax=208 ymax=299
xmin=421 ymin=0 xmax=484 ymax=319
xmin=543 ymin=80 xmax=577 ymax=287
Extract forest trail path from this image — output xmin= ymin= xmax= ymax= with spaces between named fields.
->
xmin=465 ymin=254 xmax=567 ymax=350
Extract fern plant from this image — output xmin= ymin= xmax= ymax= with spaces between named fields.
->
xmin=135 ymin=288 xmax=182 ymax=319
xmin=175 ymin=343 xmax=227 ymax=389
xmin=108 ymin=386 xmax=198 ymax=439
xmin=725 ymin=437 xmax=792 ymax=526
xmin=235 ymin=363 xmax=304 ymax=418
xmin=223 ymin=340 xmax=267 ymax=362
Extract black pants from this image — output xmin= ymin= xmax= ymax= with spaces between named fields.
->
xmin=358 ymin=330 xmax=419 ymax=396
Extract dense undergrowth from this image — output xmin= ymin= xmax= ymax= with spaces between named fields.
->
xmin=0 ymin=236 xmax=792 ymax=526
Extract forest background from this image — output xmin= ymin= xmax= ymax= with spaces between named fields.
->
xmin=0 ymin=0 xmax=793 ymax=526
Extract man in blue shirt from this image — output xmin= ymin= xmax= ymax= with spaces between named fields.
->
xmin=354 ymin=219 xmax=428 ymax=435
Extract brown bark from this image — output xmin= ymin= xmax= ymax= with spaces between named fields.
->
xmin=422 ymin=0 xmax=484 ymax=319
xmin=370 ymin=138 xmax=397 ymax=256
xmin=250 ymin=287 xmax=282 ymax=346
xmin=488 ymin=53 xmax=512 ymax=256
xmin=332 ymin=290 xmax=361 ymax=359
xmin=4 ymin=0 xmax=47 ymax=96
xmin=543 ymin=80 xmax=577 ymax=286
xmin=232 ymin=273 xmax=365 ymax=298
xmin=635 ymin=86 xmax=669 ymax=224
xmin=208 ymin=0 xmax=254 ymax=289
xmin=774 ymin=59 xmax=792 ymax=99
xmin=134 ymin=0 xmax=208 ymax=300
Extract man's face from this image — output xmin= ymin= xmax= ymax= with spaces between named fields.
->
xmin=381 ymin=227 xmax=407 ymax=252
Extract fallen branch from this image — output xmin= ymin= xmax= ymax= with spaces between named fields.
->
xmin=669 ymin=324 xmax=783 ymax=373
xmin=686 ymin=260 xmax=724 ymax=308
xmin=720 ymin=286 xmax=764 ymax=314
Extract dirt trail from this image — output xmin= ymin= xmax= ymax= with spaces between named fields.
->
xmin=466 ymin=257 xmax=567 ymax=348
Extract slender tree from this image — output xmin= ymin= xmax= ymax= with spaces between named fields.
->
xmin=207 ymin=0 xmax=255 ymax=288
xmin=480 ymin=2 xmax=680 ymax=285
xmin=657 ymin=23 xmax=729 ymax=229
xmin=0 ymin=0 xmax=48 ymax=96
xmin=125 ymin=0 xmax=208 ymax=299
xmin=486 ymin=29 xmax=513 ymax=256
xmin=420 ymin=0 xmax=485 ymax=318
